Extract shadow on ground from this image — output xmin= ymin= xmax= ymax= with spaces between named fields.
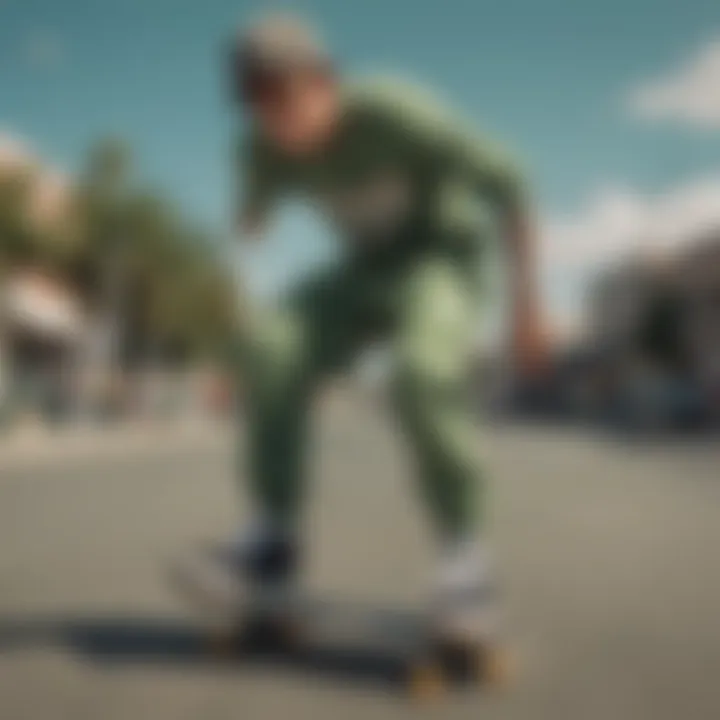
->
xmin=0 ymin=602 xmax=442 ymax=693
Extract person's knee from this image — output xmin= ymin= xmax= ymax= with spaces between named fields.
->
xmin=391 ymin=350 xmax=448 ymax=422
xmin=240 ymin=311 xmax=307 ymax=394
xmin=391 ymin=330 xmax=475 ymax=431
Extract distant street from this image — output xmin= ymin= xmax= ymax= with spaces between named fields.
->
xmin=1 ymin=397 xmax=719 ymax=720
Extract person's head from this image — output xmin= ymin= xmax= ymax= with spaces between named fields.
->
xmin=231 ymin=14 xmax=341 ymax=156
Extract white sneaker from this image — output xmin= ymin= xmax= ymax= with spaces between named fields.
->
xmin=432 ymin=538 xmax=500 ymax=642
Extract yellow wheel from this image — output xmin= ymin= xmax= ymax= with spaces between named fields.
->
xmin=478 ymin=646 xmax=514 ymax=688
xmin=408 ymin=662 xmax=446 ymax=702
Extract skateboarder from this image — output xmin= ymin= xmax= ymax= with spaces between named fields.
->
xmin=179 ymin=13 xmax=545 ymax=652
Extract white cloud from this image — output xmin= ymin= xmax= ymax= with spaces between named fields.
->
xmin=628 ymin=36 xmax=720 ymax=128
xmin=540 ymin=176 xmax=720 ymax=329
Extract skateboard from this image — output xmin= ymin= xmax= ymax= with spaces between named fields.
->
xmin=168 ymin=550 xmax=512 ymax=700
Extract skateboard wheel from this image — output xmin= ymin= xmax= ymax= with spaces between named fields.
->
xmin=278 ymin=618 xmax=303 ymax=646
xmin=478 ymin=646 xmax=513 ymax=687
xmin=436 ymin=639 xmax=479 ymax=683
xmin=241 ymin=615 xmax=302 ymax=651
xmin=207 ymin=628 xmax=238 ymax=657
xmin=264 ymin=617 xmax=303 ymax=648
xmin=408 ymin=662 xmax=445 ymax=701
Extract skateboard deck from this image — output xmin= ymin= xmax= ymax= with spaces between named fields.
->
xmin=168 ymin=555 xmax=511 ymax=699
xmin=221 ymin=598 xmax=510 ymax=699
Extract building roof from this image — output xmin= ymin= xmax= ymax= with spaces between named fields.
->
xmin=0 ymin=131 xmax=72 ymax=228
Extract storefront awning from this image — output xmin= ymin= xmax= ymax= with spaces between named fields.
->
xmin=3 ymin=271 xmax=84 ymax=342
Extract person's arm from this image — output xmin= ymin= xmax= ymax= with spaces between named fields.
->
xmin=402 ymin=97 xmax=547 ymax=381
xmin=505 ymin=208 xmax=548 ymax=381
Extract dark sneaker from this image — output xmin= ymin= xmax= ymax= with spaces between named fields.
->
xmin=170 ymin=530 xmax=300 ymax=619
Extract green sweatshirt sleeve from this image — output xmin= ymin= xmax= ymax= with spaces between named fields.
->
xmin=357 ymin=80 xmax=529 ymax=217
xmin=444 ymin=123 xmax=529 ymax=217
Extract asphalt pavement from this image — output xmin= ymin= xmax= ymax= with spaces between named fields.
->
xmin=1 ymin=398 xmax=719 ymax=720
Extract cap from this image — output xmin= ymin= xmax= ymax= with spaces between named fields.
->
xmin=236 ymin=13 xmax=330 ymax=75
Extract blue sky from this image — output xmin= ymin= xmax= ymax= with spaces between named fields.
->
xmin=2 ymin=0 xmax=720 ymax=325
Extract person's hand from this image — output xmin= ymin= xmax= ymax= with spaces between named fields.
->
xmin=506 ymin=209 xmax=549 ymax=383
xmin=511 ymin=303 xmax=550 ymax=384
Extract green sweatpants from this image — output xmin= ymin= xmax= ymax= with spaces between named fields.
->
xmin=236 ymin=246 xmax=486 ymax=541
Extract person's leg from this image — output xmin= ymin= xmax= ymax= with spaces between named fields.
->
xmin=172 ymin=267 xmax=361 ymax=610
xmin=235 ymin=264 xmax=360 ymax=539
xmin=390 ymin=253 xmax=494 ymax=639
xmin=391 ymin=254 xmax=483 ymax=541
xmin=239 ymin=306 xmax=315 ymax=531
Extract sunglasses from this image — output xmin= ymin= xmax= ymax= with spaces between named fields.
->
xmin=240 ymin=70 xmax=295 ymax=105
xmin=230 ymin=46 xmax=332 ymax=106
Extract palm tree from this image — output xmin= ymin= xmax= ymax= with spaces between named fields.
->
xmin=0 ymin=172 xmax=40 ymax=270
xmin=74 ymin=138 xmax=237 ymax=369
xmin=1 ymin=135 xmax=238 ymax=421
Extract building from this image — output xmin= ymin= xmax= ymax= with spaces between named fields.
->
xmin=0 ymin=133 xmax=72 ymax=231
xmin=0 ymin=133 xmax=85 ymax=424
xmin=672 ymin=234 xmax=720 ymax=409
xmin=1 ymin=271 xmax=84 ymax=421
xmin=586 ymin=233 xmax=720 ymax=428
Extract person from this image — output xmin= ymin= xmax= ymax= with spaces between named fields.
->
xmin=180 ymin=13 xmax=546 ymax=645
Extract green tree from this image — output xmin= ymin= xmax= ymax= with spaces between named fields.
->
xmin=0 ymin=166 xmax=82 ymax=279
xmin=73 ymin=137 xmax=237 ymax=367
xmin=0 ymin=172 xmax=41 ymax=271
